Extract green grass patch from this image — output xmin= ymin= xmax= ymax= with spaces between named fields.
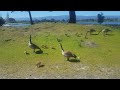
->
xmin=0 ymin=23 xmax=120 ymax=79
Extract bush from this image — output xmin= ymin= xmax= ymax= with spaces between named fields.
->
xmin=0 ymin=17 xmax=5 ymax=26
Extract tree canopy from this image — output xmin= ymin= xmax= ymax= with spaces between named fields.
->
xmin=0 ymin=17 xmax=5 ymax=26
xmin=97 ymin=12 xmax=105 ymax=24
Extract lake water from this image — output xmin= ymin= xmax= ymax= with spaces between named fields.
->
xmin=3 ymin=23 xmax=31 ymax=27
xmin=3 ymin=22 xmax=120 ymax=27
xmin=78 ymin=21 xmax=120 ymax=25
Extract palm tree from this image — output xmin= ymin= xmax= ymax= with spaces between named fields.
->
xmin=69 ymin=11 xmax=76 ymax=23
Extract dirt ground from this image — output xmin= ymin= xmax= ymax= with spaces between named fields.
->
xmin=0 ymin=63 xmax=120 ymax=79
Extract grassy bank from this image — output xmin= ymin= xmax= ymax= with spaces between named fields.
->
xmin=0 ymin=22 xmax=120 ymax=79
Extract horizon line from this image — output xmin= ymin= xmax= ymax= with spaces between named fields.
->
xmin=12 ymin=15 xmax=120 ymax=19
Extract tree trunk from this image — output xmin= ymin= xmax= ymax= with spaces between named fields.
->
xmin=69 ymin=11 xmax=76 ymax=23
xmin=28 ymin=11 xmax=34 ymax=25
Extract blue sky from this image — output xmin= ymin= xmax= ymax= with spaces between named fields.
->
xmin=0 ymin=11 xmax=120 ymax=19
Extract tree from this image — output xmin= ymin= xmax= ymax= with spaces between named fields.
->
xmin=28 ymin=11 xmax=33 ymax=25
xmin=11 ymin=11 xmax=34 ymax=25
xmin=49 ymin=11 xmax=77 ymax=23
xmin=62 ymin=19 xmax=66 ymax=22
xmin=97 ymin=12 xmax=105 ymax=24
xmin=8 ymin=18 xmax=16 ymax=23
xmin=69 ymin=11 xmax=76 ymax=23
xmin=0 ymin=17 xmax=5 ymax=26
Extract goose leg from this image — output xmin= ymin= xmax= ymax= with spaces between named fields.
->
xmin=33 ymin=49 xmax=35 ymax=53
xmin=67 ymin=57 xmax=69 ymax=61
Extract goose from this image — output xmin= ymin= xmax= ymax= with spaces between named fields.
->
xmin=85 ymin=29 xmax=96 ymax=38
xmin=24 ymin=51 xmax=30 ymax=55
xmin=58 ymin=43 xmax=77 ymax=61
xmin=75 ymin=32 xmax=81 ymax=37
xmin=57 ymin=38 xmax=62 ymax=43
xmin=98 ymin=29 xmax=112 ymax=35
xmin=102 ymin=29 xmax=112 ymax=35
xmin=28 ymin=35 xmax=42 ymax=53
xmin=87 ymin=29 xmax=96 ymax=35
xmin=65 ymin=33 xmax=70 ymax=37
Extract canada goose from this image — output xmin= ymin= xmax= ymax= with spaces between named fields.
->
xmin=28 ymin=35 xmax=42 ymax=53
xmin=102 ymin=29 xmax=112 ymax=35
xmin=57 ymin=38 xmax=62 ymax=43
xmin=24 ymin=51 xmax=30 ymax=55
xmin=4 ymin=39 xmax=12 ymax=42
xmin=50 ymin=46 xmax=56 ymax=50
xmin=41 ymin=45 xmax=49 ymax=49
xmin=85 ymin=29 xmax=96 ymax=38
xmin=88 ymin=29 xmax=96 ymax=35
xmin=79 ymin=40 xmax=84 ymax=47
xmin=75 ymin=32 xmax=81 ymax=37
xmin=98 ymin=29 xmax=112 ymax=35
xmin=36 ymin=62 xmax=45 ymax=68
xmin=65 ymin=33 xmax=70 ymax=37
xmin=59 ymin=43 xmax=77 ymax=60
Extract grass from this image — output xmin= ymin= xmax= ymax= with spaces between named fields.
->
xmin=0 ymin=22 xmax=120 ymax=79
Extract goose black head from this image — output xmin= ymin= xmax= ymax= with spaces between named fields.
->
xmin=59 ymin=43 xmax=64 ymax=51
xmin=57 ymin=38 xmax=62 ymax=42
xmin=29 ymin=35 xmax=32 ymax=43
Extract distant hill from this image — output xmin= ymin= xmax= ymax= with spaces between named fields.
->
xmin=15 ymin=15 xmax=120 ymax=21
xmin=15 ymin=15 xmax=69 ymax=21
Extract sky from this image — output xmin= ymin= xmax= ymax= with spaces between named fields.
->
xmin=0 ymin=11 xmax=120 ymax=19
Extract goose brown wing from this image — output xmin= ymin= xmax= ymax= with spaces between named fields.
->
xmin=64 ymin=51 xmax=74 ymax=57
xmin=32 ymin=43 xmax=40 ymax=49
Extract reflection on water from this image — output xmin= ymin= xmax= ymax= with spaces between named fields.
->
xmin=3 ymin=23 xmax=31 ymax=27
xmin=3 ymin=22 xmax=120 ymax=27
xmin=78 ymin=21 xmax=120 ymax=25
